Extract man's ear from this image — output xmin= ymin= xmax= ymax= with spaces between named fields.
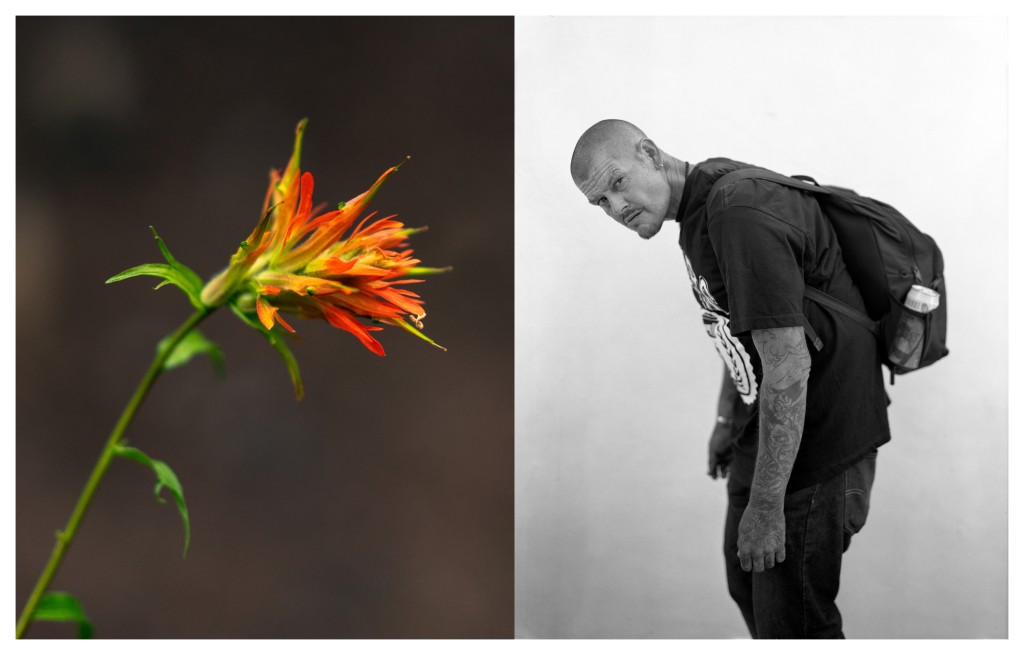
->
xmin=638 ymin=138 xmax=662 ymax=168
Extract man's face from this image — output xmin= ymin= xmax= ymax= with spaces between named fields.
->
xmin=576 ymin=147 xmax=672 ymax=240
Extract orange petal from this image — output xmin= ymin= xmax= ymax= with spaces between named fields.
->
xmin=258 ymin=272 xmax=355 ymax=295
xmin=256 ymin=294 xmax=296 ymax=333
xmin=274 ymin=163 xmax=401 ymax=270
xmin=294 ymin=209 xmax=343 ymax=239
xmin=319 ymin=304 xmax=386 ymax=356
xmin=274 ymin=311 xmax=296 ymax=333
xmin=342 ymin=263 xmax=392 ymax=278
xmin=320 ymin=256 xmax=358 ymax=276
xmin=369 ymin=285 xmax=426 ymax=317
xmin=326 ymin=292 xmax=405 ymax=320
xmin=256 ymin=295 xmax=277 ymax=330
xmin=279 ymin=171 xmax=315 ymax=250
xmin=262 ymin=169 xmax=280 ymax=215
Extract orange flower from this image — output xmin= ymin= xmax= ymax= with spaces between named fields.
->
xmin=201 ymin=119 xmax=446 ymax=356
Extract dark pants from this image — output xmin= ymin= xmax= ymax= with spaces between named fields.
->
xmin=723 ymin=451 xmax=877 ymax=638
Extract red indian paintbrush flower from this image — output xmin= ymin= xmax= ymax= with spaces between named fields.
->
xmin=200 ymin=119 xmax=447 ymax=357
xmin=17 ymin=120 xmax=450 ymax=638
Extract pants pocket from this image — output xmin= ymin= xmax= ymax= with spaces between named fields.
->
xmin=844 ymin=449 xmax=877 ymax=538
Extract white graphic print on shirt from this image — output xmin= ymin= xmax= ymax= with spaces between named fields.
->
xmin=683 ymin=252 xmax=758 ymax=405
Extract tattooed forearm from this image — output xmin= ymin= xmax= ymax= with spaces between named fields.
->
xmin=749 ymin=326 xmax=811 ymax=507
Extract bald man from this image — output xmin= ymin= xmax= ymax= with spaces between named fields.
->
xmin=571 ymin=119 xmax=888 ymax=639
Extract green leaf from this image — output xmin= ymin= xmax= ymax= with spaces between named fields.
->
xmin=229 ymin=301 xmax=304 ymax=400
xmin=115 ymin=445 xmax=191 ymax=557
xmin=33 ymin=591 xmax=93 ymax=638
xmin=157 ymin=329 xmax=225 ymax=376
xmin=151 ymin=225 xmax=205 ymax=288
xmin=387 ymin=317 xmax=446 ymax=351
xmin=105 ymin=227 xmax=206 ymax=309
xmin=107 ymin=262 xmax=205 ymax=309
xmin=107 ymin=262 xmax=182 ymax=285
xmin=269 ymin=333 xmax=304 ymax=400
xmin=403 ymin=266 xmax=453 ymax=276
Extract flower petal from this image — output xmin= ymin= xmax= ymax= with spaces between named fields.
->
xmin=274 ymin=311 xmax=296 ymax=333
xmin=256 ymin=295 xmax=277 ymax=330
xmin=321 ymin=291 xmax=405 ymax=320
xmin=367 ymin=285 xmax=426 ymax=318
xmin=277 ymin=118 xmax=308 ymax=198
xmin=256 ymin=295 xmax=296 ymax=333
xmin=274 ymin=164 xmax=403 ymax=270
xmin=278 ymin=171 xmax=316 ymax=252
xmin=319 ymin=304 xmax=386 ymax=356
xmin=257 ymin=272 xmax=356 ymax=295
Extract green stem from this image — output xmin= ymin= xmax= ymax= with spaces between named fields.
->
xmin=16 ymin=307 xmax=213 ymax=639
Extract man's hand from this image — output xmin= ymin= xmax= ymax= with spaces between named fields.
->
xmin=736 ymin=503 xmax=786 ymax=573
xmin=708 ymin=422 xmax=733 ymax=479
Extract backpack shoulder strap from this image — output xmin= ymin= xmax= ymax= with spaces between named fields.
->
xmin=805 ymin=287 xmax=880 ymax=339
xmin=703 ymin=167 xmax=880 ymax=344
xmin=706 ymin=167 xmax=832 ymax=215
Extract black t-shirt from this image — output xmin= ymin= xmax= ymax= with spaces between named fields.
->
xmin=678 ymin=158 xmax=890 ymax=490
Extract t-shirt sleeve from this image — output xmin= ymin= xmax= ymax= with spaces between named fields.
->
xmin=707 ymin=204 xmax=806 ymax=335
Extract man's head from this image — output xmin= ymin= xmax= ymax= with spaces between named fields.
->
xmin=571 ymin=119 xmax=673 ymax=240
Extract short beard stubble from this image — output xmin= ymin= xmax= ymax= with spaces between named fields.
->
xmin=637 ymin=221 xmax=663 ymax=240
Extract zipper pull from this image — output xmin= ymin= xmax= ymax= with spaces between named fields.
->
xmin=913 ymin=266 xmax=922 ymax=283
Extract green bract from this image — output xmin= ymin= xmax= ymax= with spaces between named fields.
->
xmin=33 ymin=592 xmax=93 ymax=638
xmin=115 ymin=445 xmax=191 ymax=557
xmin=106 ymin=227 xmax=205 ymax=309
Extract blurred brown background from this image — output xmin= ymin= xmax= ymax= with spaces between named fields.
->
xmin=16 ymin=16 xmax=513 ymax=638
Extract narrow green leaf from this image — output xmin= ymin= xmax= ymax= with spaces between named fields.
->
xmin=115 ymin=445 xmax=191 ymax=557
xmin=387 ymin=317 xmax=446 ymax=351
xmin=269 ymin=333 xmax=304 ymax=400
xmin=33 ymin=591 xmax=93 ymax=638
xmin=150 ymin=226 xmax=200 ymax=279
xmin=150 ymin=225 xmax=183 ymax=266
xmin=106 ymin=262 xmax=177 ymax=284
xmin=229 ymin=300 xmax=305 ymax=400
xmin=403 ymin=266 xmax=453 ymax=276
xmin=106 ymin=262 xmax=205 ymax=310
xmin=157 ymin=329 xmax=225 ymax=376
xmin=149 ymin=226 xmax=205 ymax=293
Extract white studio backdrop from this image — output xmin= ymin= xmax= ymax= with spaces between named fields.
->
xmin=515 ymin=16 xmax=1007 ymax=639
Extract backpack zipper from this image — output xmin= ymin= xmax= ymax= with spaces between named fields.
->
xmin=892 ymin=208 xmax=923 ymax=283
xmin=870 ymin=196 xmax=923 ymax=284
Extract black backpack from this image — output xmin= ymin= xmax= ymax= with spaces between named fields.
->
xmin=708 ymin=167 xmax=948 ymax=382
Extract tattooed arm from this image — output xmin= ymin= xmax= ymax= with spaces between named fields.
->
xmin=736 ymin=326 xmax=811 ymax=573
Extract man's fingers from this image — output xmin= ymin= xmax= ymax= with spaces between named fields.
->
xmin=709 ymin=455 xmax=731 ymax=479
xmin=739 ymin=545 xmax=785 ymax=573
xmin=738 ymin=550 xmax=752 ymax=573
xmin=760 ymin=546 xmax=785 ymax=571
